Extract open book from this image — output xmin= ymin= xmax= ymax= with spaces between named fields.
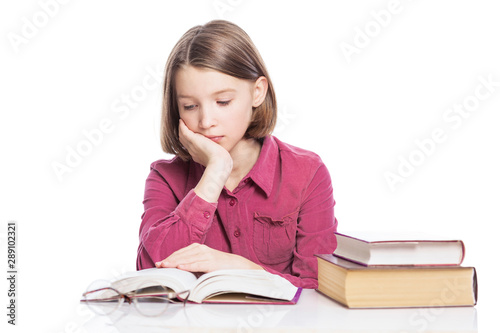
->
xmin=101 ymin=268 xmax=301 ymax=304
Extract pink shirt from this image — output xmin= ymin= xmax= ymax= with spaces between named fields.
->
xmin=136 ymin=136 xmax=338 ymax=288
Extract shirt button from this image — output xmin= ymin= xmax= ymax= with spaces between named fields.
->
xmin=234 ymin=230 xmax=241 ymax=237
xmin=229 ymin=198 xmax=236 ymax=206
xmin=243 ymin=178 xmax=250 ymax=184
xmin=203 ymin=211 xmax=210 ymax=219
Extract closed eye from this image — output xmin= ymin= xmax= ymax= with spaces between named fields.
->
xmin=183 ymin=105 xmax=196 ymax=111
xmin=217 ymin=100 xmax=231 ymax=106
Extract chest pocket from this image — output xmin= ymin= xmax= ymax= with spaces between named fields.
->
xmin=253 ymin=210 xmax=299 ymax=265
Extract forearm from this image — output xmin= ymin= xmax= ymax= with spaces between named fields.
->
xmin=138 ymin=189 xmax=218 ymax=269
xmin=137 ymin=155 xmax=233 ymax=270
xmin=194 ymin=158 xmax=232 ymax=203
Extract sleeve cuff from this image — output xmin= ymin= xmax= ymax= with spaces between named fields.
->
xmin=174 ymin=189 xmax=218 ymax=232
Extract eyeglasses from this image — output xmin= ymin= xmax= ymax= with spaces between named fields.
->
xmin=81 ymin=280 xmax=190 ymax=317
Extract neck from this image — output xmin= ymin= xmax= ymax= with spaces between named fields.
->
xmin=226 ymin=138 xmax=262 ymax=190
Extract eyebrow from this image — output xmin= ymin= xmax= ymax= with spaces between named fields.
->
xmin=177 ymin=88 xmax=237 ymax=99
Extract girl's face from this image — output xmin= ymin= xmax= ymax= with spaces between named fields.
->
xmin=175 ymin=65 xmax=266 ymax=154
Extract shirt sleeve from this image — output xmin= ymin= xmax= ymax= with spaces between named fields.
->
xmin=136 ymin=164 xmax=217 ymax=270
xmin=267 ymin=163 xmax=338 ymax=289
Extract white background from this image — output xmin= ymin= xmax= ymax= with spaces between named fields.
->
xmin=1 ymin=0 xmax=499 ymax=332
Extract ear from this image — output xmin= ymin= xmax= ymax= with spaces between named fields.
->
xmin=252 ymin=76 xmax=268 ymax=108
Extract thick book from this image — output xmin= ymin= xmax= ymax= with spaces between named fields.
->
xmin=316 ymin=254 xmax=477 ymax=308
xmin=86 ymin=268 xmax=301 ymax=304
xmin=334 ymin=231 xmax=465 ymax=266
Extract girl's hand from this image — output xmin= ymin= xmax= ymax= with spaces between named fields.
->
xmin=178 ymin=119 xmax=232 ymax=169
xmin=155 ymin=243 xmax=263 ymax=273
xmin=179 ymin=119 xmax=233 ymax=202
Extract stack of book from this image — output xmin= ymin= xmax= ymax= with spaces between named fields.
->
xmin=316 ymin=231 xmax=478 ymax=308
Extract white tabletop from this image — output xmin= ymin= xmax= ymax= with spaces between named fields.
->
xmin=81 ymin=289 xmax=477 ymax=332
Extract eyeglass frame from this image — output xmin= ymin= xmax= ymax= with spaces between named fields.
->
xmin=81 ymin=286 xmax=191 ymax=317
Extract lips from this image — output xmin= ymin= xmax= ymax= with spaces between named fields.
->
xmin=205 ymin=135 xmax=223 ymax=143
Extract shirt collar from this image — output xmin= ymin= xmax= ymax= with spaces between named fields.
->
xmin=246 ymin=136 xmax=277 ymax=197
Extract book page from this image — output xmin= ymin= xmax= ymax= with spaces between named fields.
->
xmin=337 ymin=230 xmax=460 ymax=242
xmin=111 ymin=268 xmax=198 ymax=294
xmin=189 ymin=270 xmax=298 ymax=303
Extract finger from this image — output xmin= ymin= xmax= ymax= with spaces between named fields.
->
xmin=178 ymin=119 xmax=192 ymax=147
xmin=166 ymin=247 xmax=205 ymax=267
xmin=156 ymin=243 xmax=203 ymax=268
xmin=178 ymin=118 xmax=189 ymax=136
xmin=177 ymin=261 xmax=212 ymax=273
xmin=178 ymin=120 xmax=209 ymax=158
xmin=158 ymin=254 xmax=204 ymax=269
xmin=168 ymin=243 xmax=202 ymax=260
xmin=176 ymin=249 xmax=235 ymax=273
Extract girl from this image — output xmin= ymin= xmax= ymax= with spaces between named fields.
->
xmin=136 ymin=20 xmax=338 ymax=289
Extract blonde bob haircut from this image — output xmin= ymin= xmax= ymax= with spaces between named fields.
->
xmin=161 ymin=20 xmax=277 ymax=160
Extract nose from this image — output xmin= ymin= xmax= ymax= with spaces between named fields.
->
xmin=198 ymin=105 xmax=217 ymax=129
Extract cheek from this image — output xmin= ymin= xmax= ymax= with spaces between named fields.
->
xmin=179 ymin=113 xmax=197 ymax=130
xmin=180 ymin=120 xmax=198 ymax=136
xmin=229 ymin=100 xmax=254 ymax=123
xmin=223 ymin=107 xmax=253 ymax=134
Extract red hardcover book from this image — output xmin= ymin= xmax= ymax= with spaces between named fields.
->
xmin=316 ymin=254 xmax=477 ymax=308
xmin=334 ymin=231 xmax=465 ymax=266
